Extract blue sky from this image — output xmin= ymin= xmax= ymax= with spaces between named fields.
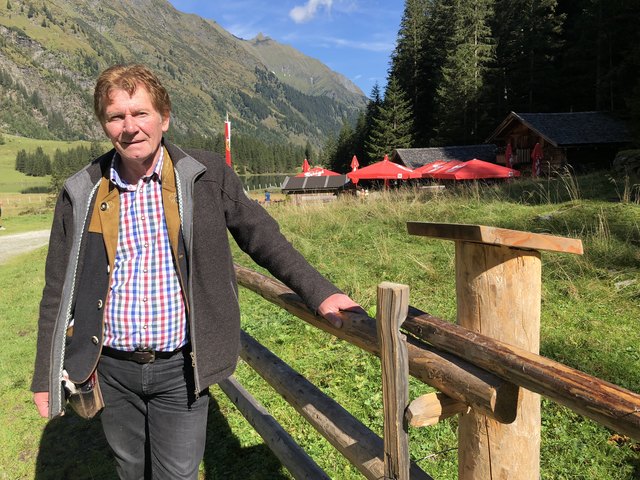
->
xmin=167 ymin=0 xmax=405 ymax=96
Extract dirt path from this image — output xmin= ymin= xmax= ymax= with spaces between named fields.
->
xmin=0 ymin=230 xmax=50 ymax=264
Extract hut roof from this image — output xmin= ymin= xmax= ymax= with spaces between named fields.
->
xmin=281 ymin=174 xmax=351 ymax=194
xmin=487 ymin=111 xmax=631 ymax=147
xmin=392 ymin=145 xmax=497 ymax=169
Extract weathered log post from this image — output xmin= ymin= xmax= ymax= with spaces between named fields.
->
xmin=407 ymin=222 xmax=583 ymax=480
xmin=377 ymin=282 xmax=411 ymax=480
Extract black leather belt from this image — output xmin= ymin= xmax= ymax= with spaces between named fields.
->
xmin=101 ymin=346 xmax=184 ymax=364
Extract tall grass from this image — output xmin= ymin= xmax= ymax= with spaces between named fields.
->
xmin=2 ymin=173 xmax=639 ymax=479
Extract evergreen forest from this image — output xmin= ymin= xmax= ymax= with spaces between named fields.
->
xmin=327 ymin=0 xmax=640 ymax=173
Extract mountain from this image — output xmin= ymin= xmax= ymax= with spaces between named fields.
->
xmin=242 ymin=33 xmax=364 ymax=103
xmin=0 ymin=0 xmax=367 ymax=147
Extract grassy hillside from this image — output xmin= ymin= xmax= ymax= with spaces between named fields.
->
xmin=1 ymin=175 xmax=638 ymax=479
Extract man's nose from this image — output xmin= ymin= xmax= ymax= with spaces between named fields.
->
xmin=123 ymin=115 xmax=138 ymax=133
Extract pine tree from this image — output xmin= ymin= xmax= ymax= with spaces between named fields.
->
xmin=358 ymin=83 xmax=383 ymax=165
xmin=555 ymin=0 xmax=640 ymax=113
xmin=487 ymin=0 xmax=563 ymax=115
xmin=304 ymin=140 xmax=313 ymax=164
xmin=330 ymin=118 xmax=356 ymax=173
xmin=15 ymin=149 xmax=27 ymax=173
xmin=432 ymin=0 xmax=495 ymax=145
xmin=365 ymin=77 xmax=414 ymax=160
xmin=390 ymin=0 xmax=430 ymax=145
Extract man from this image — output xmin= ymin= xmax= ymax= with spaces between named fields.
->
xmin=31 ymin=64 xmax=361 ymax=479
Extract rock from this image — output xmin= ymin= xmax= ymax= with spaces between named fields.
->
xmin=614 ymin=279 xmax=637 ymax=291
xmin=612 ymin=150 xmax=640 ymax=176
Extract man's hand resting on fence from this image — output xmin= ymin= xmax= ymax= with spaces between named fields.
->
xmin=33 ymin=391 xmax=49 ymax=418
xmin=318 ymin=293 xmax=366 ymax=329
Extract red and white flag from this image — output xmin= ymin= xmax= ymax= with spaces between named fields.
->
xmin=531 ymin=142 xmax=543 ymax=178
xmin=505 ymin=143 xmax=513 ymax=169
xmin=224 ymin=114 xmax=232 ymax=167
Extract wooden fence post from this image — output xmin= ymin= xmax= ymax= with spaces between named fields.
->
xmin=455 ymin=240 xmax=541 ymax=479
xmin=377 ymin=282 xmax=411 ymax=480
xmin=407 ymin=222 xmax=583 ymax=480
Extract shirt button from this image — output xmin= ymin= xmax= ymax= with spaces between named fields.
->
xmin=100 ymin=202 xmax=107 ymax=211
xmin=141 ymin=215 xmax=146 ymax=220
xmin=91 ymin=336 xmax=99 ymax=345
xmin=142 ymin=325 xmax=147 ymax=329
xmin=143 ymin=297 xmax=148 ymax=302
xmin=143 ymin=268 xmax=148 ymax=273
xmin=144 ymin=242 xmax=149 ymax=248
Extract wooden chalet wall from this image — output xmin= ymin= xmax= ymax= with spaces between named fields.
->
xmin=499 ymin=123 xmax=566 ymax=175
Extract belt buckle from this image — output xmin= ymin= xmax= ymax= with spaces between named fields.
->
xmin=134 ymin=347 xmax=155 ymax=364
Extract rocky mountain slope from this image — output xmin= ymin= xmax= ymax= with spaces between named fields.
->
xmin=0 ymin=0 xmax=366 ymax=146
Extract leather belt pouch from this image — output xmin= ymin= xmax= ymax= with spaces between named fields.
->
xmin=64 ymin=371 xmax=104 ymax=419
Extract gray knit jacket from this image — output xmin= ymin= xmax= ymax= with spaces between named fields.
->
xmin=31 ymin=141 xmax=340 ymax=418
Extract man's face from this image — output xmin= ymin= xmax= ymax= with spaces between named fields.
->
xmin=102 ymin=85 xmax=169 ymax=170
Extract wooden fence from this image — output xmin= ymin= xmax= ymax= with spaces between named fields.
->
xmin=221 ymin=222 xmax=640 ymax=479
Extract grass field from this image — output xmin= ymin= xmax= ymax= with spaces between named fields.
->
xmin=1 ymin=172 xmax=639 ymax=479
xmin=0 ymin=134 xmax=103 ymax=194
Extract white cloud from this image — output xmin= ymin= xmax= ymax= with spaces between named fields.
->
xmin=321 ymin=36 xmax=394 ymax=53
xmin=289 ymin=0 xmax=333 ymax=24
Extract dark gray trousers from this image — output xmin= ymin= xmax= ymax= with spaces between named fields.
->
xmin=97 ymin=350 xmax=209 ymax=480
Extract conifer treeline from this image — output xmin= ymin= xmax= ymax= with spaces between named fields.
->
xmin=326 ymin=0 xmax=640 ymax=173
xmin=166 ymin=131 xmax=308 ymax=174
xmin=16 ymin=134 xmax=308 ymax=195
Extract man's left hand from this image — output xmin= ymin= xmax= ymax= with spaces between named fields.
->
xmin=317 ymin=293 xmax=366 ymax=329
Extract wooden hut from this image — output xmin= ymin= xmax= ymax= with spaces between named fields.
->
xmin=487 ymin=111 xmax=631 ymax=174
xmin=281 ymin=175 xmax=352 ymax=205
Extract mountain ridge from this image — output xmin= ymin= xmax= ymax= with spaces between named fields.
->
xmin=0 ymin=0 xmax=366 ymax=147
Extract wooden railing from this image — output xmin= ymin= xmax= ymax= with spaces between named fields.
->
xmin=220 ymin=222 xmax=640 ymax=480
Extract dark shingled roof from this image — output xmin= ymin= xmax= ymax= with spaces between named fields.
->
xmin=392 ymin=145 xmax=497 ymax=169
xmin=487 ymin=111 xmax=631 ymax=147
xmin=281 ymin=175 xmax=351 ymax=193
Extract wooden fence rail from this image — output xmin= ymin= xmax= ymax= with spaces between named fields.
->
xmin=233 ymin=329 xmax=432 ymax=480
xmin=403 ymin=308 xmax=640 ymax=439
xmin=230 ymin=222 xmax=639 ymax=479
xmin=235 ymin=265 xmax=520 ymax=424
xmin=234 ymin=265 xmax=640 ymax=441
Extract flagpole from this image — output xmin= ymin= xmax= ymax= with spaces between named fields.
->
xmin=225 ymin=113 xmax=232 ymax=167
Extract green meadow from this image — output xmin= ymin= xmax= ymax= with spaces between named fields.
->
xmin=1 ymin=172 xmax=639 ymax=479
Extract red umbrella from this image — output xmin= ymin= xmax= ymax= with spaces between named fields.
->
xmin=435 ymin=159 xmax=521 ymax=180
xmin=410 ymin=160 xmax=449 ymax=179
xmin=424 ymin=160 xmax=464 ymax=179
xmin=347 ymin=154 xmax=413 ymax=188
xmin=530 ymin=143 xmax=543 ymax=178
xmin=350 ymin=155 xmax=360 ymax=172
xmin=295 ymin=167 xmax=340 ymax=177
xmin=505 ymin=143 xmax=513 ymax=169
xmin=301 ymin=158 xmax=310 ymax=173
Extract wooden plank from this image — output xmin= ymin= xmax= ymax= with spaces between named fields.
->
xmin=403 ymin=307 xmax=640 ymax=440
xmin=377 ymin=282 xmax=410 ymax=480
xmin=239 ymin=330 xmax=432 ymax=480
xmin=218 ymin=376 xmax=330 ymax=480
xmin=234 ymin=264 xmax=520 ymax=424
xmin=407 ymin=222 xmax=584 ymax=254
xmin=406 ymin=392 xmax=468 ymax=428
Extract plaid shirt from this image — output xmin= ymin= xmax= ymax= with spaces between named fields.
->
xmin=103 ymin=148 xmax=187 ymax=352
